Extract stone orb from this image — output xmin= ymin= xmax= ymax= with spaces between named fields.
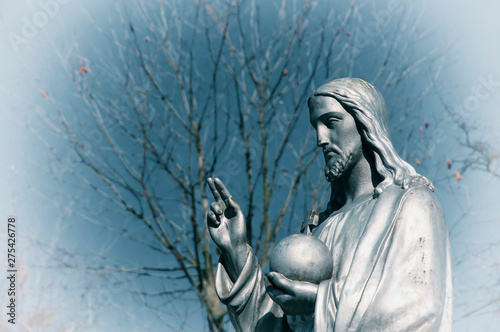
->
xmin=269 ymin=234 xmax=333 ymax=284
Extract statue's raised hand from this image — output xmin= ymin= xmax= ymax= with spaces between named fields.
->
xmin=207 ymin=177 xmax=248 ymax=280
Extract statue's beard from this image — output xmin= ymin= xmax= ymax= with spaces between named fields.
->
xmin=324 ymin=152 xmax=353 ymax=182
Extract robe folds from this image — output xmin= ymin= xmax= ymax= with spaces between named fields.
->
xmin=215 ymin=183 xmax=453 ymax=331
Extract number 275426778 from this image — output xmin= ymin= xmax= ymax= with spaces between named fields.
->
xmin=7 ymin=218 xmax=15 ymax=269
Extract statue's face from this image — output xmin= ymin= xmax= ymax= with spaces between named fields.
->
xmin=309 ymin=96 xmax=363 ymax=182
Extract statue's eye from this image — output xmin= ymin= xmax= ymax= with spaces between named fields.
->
xmin=326 ymin=117 xmax=339 ymax=128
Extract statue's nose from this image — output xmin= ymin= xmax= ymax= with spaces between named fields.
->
xmin=317 ymin=138 xmax=328 ymax=147
xmin=316 ymin=127 xmax=329 ymax=147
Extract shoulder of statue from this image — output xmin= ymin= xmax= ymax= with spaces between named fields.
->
xmin=379 ymin=182 xmax=436 ymax=200
xmin=372 ymin=182 xmax=439 ymax=214
xmin=402 ymin=182 xmax=439 ymax=203
xmin=378 ymin=182 xmax=442 ymax=218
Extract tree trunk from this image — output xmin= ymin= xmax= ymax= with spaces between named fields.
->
xmin=202 ymin=274 xmax=227 ymax=331
xmin=207 ymin=314 xmax=225 ymax=332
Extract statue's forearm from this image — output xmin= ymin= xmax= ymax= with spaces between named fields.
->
xmin=215 ymin=246 xmax=285 ymax=332
xmin=220 ymin=244 xmax=251 ymax=283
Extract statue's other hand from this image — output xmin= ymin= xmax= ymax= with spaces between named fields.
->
xmin=266 ymin=272 xmax=318 ymax=315
xmin=206 ymin=177 xmax=247 ymax=255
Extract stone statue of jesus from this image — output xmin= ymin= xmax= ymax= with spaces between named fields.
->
xmin=206 ymin=78 xmax=452 ymax=331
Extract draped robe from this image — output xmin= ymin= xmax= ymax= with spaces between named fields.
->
xmin=215 ymin=183 xmax=453 ymax=331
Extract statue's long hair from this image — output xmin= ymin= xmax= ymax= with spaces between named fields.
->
xmin=308 ymin=78 xmax=433 ymax=207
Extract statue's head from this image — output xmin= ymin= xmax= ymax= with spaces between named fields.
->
xmin=308 ymin=77 xmax=433 ymax=200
